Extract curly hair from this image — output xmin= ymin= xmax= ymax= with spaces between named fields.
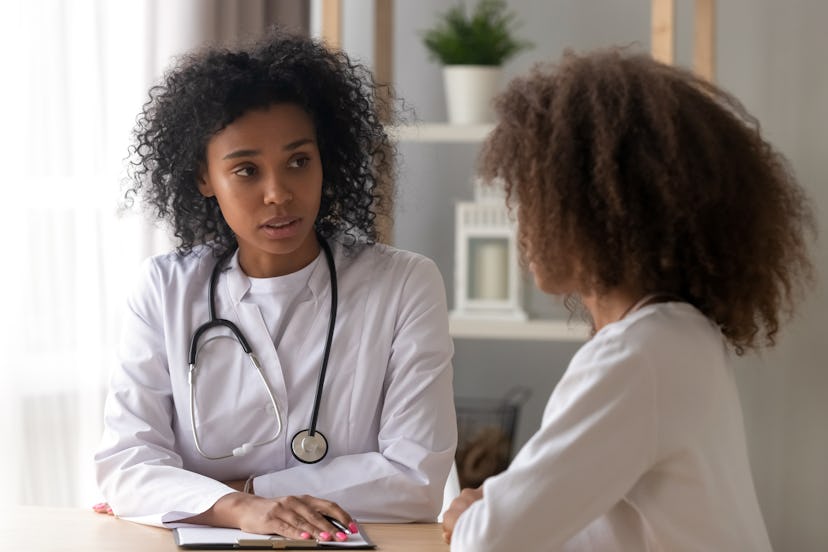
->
xmin=125 ymin=26 xmax=394 ymax=256
xmin=480 ymin=48 xmax=815 ymax=354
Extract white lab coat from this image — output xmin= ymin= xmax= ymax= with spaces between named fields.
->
xmin=450 ymin=302 xmax=772 ymax=551
xmin=95 ymin=240 xmax=456 ymax=527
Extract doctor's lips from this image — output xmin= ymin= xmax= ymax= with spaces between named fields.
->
xmin=260 ymin=216 xmax=301 ymax=237
xmin=261 ymin=215 xmax=300 ymax=229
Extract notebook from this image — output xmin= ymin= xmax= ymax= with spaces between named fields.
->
xmin=173 ymin=526 xmax=376 ymax=549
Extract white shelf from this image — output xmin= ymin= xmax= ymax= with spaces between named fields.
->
xmin=388 ymin=123 xmax=494 ymax=143
xmin=449 ymin=317 xmax=591 ymax=342
xmin=390 ymin=122 xmax=587 ymax=344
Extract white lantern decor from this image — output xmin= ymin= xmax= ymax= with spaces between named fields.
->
xmin=452 ymin=179 xmax=526 ymax=321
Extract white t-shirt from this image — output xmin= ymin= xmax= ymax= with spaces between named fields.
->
xmin=451 ymin=302 xmax=772 ymax=551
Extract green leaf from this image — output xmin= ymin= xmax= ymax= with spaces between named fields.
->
xmin=421 ymin=0 xmax=533 ymax=66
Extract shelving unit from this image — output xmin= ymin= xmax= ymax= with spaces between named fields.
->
xmin=450 ymin=317 xmax=590 ymax=342
xmin=387 ymin=123 xmax=494 ymax=143
xmin=388 ymin=123 xmax=588 ymax=343
xmin=374 ymin=2 xmax=714 ymax=344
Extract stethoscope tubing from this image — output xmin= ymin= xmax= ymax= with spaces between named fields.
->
xmin=188 ymin=248 xmax=253 ymax=365
xmin=188 ymin=346 xmax=281 ymax=460
xmin=187 ymin=235 xmax=337 ymax=462
xmin=307 ymin=238 xmax=337 ymax=437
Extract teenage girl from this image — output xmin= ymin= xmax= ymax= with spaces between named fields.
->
xmin=443 ymin=48 xmax=814 ymax=551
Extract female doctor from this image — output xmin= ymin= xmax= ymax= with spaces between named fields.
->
xmin=94 ymin=28 xmax=456 ymax=541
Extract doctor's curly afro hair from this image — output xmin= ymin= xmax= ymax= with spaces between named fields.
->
xmin=480 ymin=48 xmax=815 ymax=354
xmin=125 ymin=26 xmax=394 ymax=255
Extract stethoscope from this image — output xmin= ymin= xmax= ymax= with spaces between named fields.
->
xmin=187 ymin=236 xmax=337 ymax=464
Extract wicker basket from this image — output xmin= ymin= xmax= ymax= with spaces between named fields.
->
xmin=454 ymin=387 xmax=530 ymax=489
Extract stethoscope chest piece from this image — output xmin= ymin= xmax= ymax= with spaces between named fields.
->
xmin=291 ymin=429 xmax=328 ymax=464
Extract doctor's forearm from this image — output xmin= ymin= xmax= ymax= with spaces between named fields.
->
xmin=178 ymin=491 xmax=250 ymax=527
xmin=252 ymin=450 xmax=451 ymax=521
xmin=180 ymin=491 xmax=354 ymax=540
xmin=223 ymin=479 xmax=247 ymax=492
xmin=175 ymin=492 xmax=277 ymax=530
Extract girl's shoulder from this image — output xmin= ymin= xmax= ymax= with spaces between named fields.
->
xmin=573 ymin=301 xmax=726 ymax=380
xmin=612 ymin=301 xmax=718 ymax=346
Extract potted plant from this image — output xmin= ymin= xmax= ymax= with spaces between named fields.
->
xmin=422 ymin=0 xmax=532 ymax=124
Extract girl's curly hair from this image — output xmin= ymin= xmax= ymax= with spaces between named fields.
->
xmin=480 ymin=48 xmax=816 ymax=354
xmin=126 ymin=26 xmax=393 ymax=256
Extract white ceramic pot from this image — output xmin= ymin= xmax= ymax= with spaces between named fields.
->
xmin=442 ymin=65 xmax=501 ymax=124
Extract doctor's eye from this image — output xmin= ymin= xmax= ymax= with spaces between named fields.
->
xmin=287 ymin=154 xmax=311 ymax=169
xmin=232 ymin=165 xmax=257 ymax=177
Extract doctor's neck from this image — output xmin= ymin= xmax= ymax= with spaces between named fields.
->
xmin=236 ymin=234 xmax=322 ymax=278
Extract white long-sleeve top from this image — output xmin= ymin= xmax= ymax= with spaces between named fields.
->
xmin=451 ymin=302 xmax=772 ymax=551
xmin=95 ymin=240 xmax=456 ymax=527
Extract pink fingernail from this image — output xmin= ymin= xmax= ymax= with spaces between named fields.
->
xmin=348 ymin=522 xmax=359 ymax=533
xmin=300 ymin=532 xmax=311 ymax=540
xmin=319 ymin=532 xmax=331 ymax=541
xmin=92 ymin=502 xmax=104 ymax=509
xmin=335 ymin=532 xmax=347 ymax=541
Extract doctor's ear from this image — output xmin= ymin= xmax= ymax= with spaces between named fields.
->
xmin=197 ymin=172 xmax=215 ymax=198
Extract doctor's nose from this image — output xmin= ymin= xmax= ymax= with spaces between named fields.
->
xmin=262 ymin=174 xmax=293 ymax=205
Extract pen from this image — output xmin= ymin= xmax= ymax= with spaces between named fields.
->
xmin=322 ymin=514 xmax=351 ymax=535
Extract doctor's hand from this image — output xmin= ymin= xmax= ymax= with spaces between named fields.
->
xmin=92 ymin=502 xmax=114 ymax=516
xmin=441 ymin=486 xmax=484 ymax=545
xmin=185 ymin=493 xmax=356 ymax=542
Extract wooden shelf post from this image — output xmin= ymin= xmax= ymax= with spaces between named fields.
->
xmin=651 ymin=0 xmax=675 ymax=65
xmin=693 ymin=0 xmax=716 ymax=81
xmin=319 ymin=0 xmax=396 ymax=244
xmin=651 ymin=0 xmax=716 ymax=82
xmin=320 ymin=0 xmax=341 ymax=49
xmin=374 ymin=0 xmax=395 ymax=244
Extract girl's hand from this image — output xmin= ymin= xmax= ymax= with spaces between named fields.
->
xmin=186 ymin=493 xmax=356 ymax=542
xmin=441 ymin=487 xmax=484 ymax=544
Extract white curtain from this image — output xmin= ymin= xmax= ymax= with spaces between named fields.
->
xmin=0 ymin=0 xmax=305 ymax=508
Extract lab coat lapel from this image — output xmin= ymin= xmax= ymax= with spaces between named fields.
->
xmin=276 ymin=245 xmax=333 ymax=449
xmin=288 ymin=249 xmax=331 ymax=365
xmin=223 ymin=253 xmax=290 ymax=416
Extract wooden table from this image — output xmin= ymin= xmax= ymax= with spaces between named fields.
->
xmin=0 ymin=507 xmax=449 ymax=552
